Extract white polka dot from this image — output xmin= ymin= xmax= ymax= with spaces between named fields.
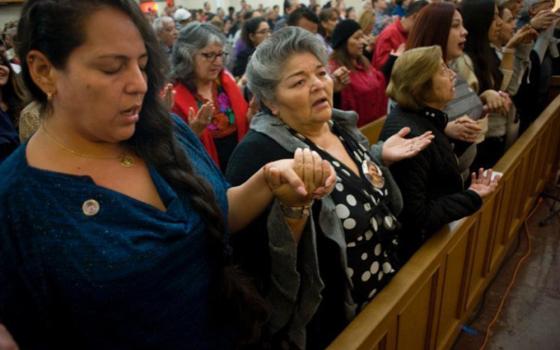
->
xmin=353 ymin=151 xmax=361 ymax=161
xmin=370 ymin=195 xmax=379 ymax=205
xmin=357 ymin=235 xmax=363 ymax=241
xmin=368 ymin=289 xmax=378 ymax=299
xmin=346 ymin=194 xmax=357 ymax=206
xmin=365 ymin=230 xmax=374 ymax=240
xmin=348 ymin=242 xmax=356 ymax=248
xmin=364 ymin=203 xmax=371 ymax=211
xmin=378 ymin=271 xmax=384 ymax=281
xmin=359 ymin=143 xmax=367 ymax=151
xmin=336 ymin=204 xmax=350 ymax=219
xmin=383 ymin=262 xmax=393 ymax=274
xmin=371 ymin=217 xmax=378 ymax=232
xmin=343 ymin=218 xmax=356 ymax=230
xmin=370 ymin=261 xmax=379 ymax=274
xmin=384 ymin=189 xmax=389 ymax=196
xmin=361 ymin=252 xmax=368 ymax=260
xmin=364 ymin=153 xmax=371 ymax=161
xmin=361 ymin=271 xmax=371 ymax=282
xmin=392 ymin=239 xmax=398 ymax=245
xmin=332 ymin=160 xmax=341 ymax=167
xmin=342 ymin=169 xmax=352 ymax=177
xmin=346 ymin=267 xmax=354 ymax=278
xmin=384 ymin=216 xmax=394 ymax=228
xmin=374 ymin=243 xmax=382 ymax=256
xmin=335 ymin=183 xmax=344 ymax=192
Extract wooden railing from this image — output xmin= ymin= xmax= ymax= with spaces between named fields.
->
xmin=329 ymin=94 xmax=560 ymax=350
xmin=360 ymin=116 xmax=386 ymax=145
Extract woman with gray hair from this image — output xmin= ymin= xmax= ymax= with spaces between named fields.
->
xmin=171 ymin=22 xmax=253 ymax=171
xmin=379 ymin=46 xmax=500 ymax=263
xmin=226 ymin=27 xmax=433 ymax=349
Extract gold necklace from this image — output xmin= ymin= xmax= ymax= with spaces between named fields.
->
xmin=41 ymin=124 xmax=135 ymax=168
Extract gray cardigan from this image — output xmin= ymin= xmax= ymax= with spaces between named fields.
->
xmin=249 ymin=109 xmax=403 ymax=348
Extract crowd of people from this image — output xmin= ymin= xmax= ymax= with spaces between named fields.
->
xmin=0 ymin=0 xmax=558 ymax=349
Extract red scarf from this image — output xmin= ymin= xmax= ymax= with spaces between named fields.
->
xmin=172 ymin=70 xmax=248 ymax=168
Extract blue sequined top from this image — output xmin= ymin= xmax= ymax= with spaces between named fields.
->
xmin=0 ymin=117 xmax=233 ymax=349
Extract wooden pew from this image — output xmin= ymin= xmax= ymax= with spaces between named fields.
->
xmin=359 ymin=116 xmax=386 ymax=145
xmin=329 ymin=95 xmax=560 ymax=350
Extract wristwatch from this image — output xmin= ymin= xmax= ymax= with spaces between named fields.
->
xmin=279 ymin=201 xmax=313 ymax=219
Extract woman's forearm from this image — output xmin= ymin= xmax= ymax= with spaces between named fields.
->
xmin=227 ymin=167 xmax=310 ymax=243
xmin=227 ymin=167 xmax=274 ymax=233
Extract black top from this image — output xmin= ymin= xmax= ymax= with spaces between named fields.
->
xmin=287 ymin=123 xmax=399 ymax=310
xmin=232 ymin=46 xmax=254 ymax=78
xmin=226 ymin=124 xmax=400 ymax=349
xmin=379 ymin=105 xmax=482 ymax=262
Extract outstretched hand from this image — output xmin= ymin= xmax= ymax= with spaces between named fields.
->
xmin=264 ymin=148 xmax=336 ymax=207
xmin=469 ymin=168 xmax=500 ymax=198
xmin=381 ymin=127 xmax=434 ymax=166
xmin=161 ymin=83 xmax=176 ymax=110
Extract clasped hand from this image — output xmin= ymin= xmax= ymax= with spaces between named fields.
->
xmin=445 ymin=115 xmax=483 ymax=143
xmin=264 ymin=148 xmax=336 ymax=208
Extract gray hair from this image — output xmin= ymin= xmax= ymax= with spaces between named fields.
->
xmin=170 ymin=22 xmax=226 ymax=89
xmin=152 ymin=16 xmax=174 ymax=34
xmin=246 ymin=27 xmax=328 ymax=105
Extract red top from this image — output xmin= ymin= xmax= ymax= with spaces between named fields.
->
xmin=330 ymin=61 xmax=388 ymax=127
xmin=372 ymin=19 xmax=407 ymax=70
xmin=172 ymin=70 xmax=248 ymax=168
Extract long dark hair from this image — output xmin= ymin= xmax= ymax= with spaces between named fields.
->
xmin=460 ymin=0 xmax=502 ymax=91
xmin=16 ymin=0 xmax=265 ymax=343
xmin=0 ymin=52 xmax=26 ymax=123
xmin=241 ymin=16 xmax=267 ymax=48
xmin=406 ymin=3 xmax=456 ymax=62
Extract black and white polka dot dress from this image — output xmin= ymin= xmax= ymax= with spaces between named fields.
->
xmin=290 ymin=122 xmax=400 ymax=309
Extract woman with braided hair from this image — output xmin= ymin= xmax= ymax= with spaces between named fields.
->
xmin=0 ymin=1 xmax=335 ymax=349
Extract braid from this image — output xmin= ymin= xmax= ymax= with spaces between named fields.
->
xmin=130 ymin=94 xmax=267 ymax=343
xmin=15 ymin=0 xmax=267 ymax=343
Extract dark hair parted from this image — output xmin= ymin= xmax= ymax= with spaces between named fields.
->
xmin=460 ymin=0 xmax=502 ymax=92
xmin=16 ymin=0 xmax=265 ymax=343
xmin=406 ymin=2 xmax=456 ymax=62
xmin=404 ymin=0 xmax=429 ymax=17
xmin=241 ymin=16 xmax=267 ymax=47
xmin=287 ymin=6 xmax=320 ymax=26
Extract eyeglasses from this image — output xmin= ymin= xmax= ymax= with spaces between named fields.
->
xmin=199 ymin=51 xmax=228 ymax=62
xmin=255 ymin=28 xmax=271 ymax=35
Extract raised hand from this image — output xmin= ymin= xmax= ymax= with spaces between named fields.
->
xmin=505 ymin=25 xmax=539 ymax=49
xmin=187 ymin=101 xmax=214 ymax=135
xmin=161 ymin=83 xmax=176 ymax=110
xmin=331 ymin=66 xmax=350 ymax=92
xmin=469 ymin=168 xmax=500 ymax=198
xmin=381 ymin=127 xmax=434 ymax=165
xmin=481 ymin=89 xmax=509 ymax=115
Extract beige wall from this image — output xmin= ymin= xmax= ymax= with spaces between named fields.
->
xmin=0 ymin=4 xmax=21 ymax=28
